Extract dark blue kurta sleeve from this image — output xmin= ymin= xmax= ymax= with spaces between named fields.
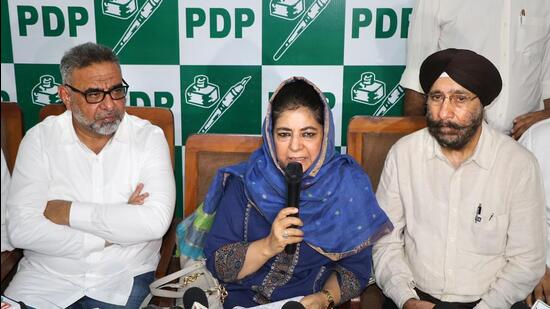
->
xmin=333 ymin=246 xmax=373 ymax=302
xmin=204 ymin=176 xmax=250 ymax=282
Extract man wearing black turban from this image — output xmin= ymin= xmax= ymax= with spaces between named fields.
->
xmin=419 ymin=49 xmax=502 ymax=108
xmin=399 ymin=1 xmax=550 ymax=140
xmin=420 ymin=49 xmax=502 ymax=152
xmin=373 ymin=49 xmax=546 ymax=309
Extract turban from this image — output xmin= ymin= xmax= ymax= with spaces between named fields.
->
xmin=420 ymin=48 xmax=502 ymax=106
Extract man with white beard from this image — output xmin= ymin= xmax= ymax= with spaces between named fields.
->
xmin=4 ymin=42 xmax=175 ymax=308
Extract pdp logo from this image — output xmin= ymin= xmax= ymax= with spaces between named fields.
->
xmin=100 ymin=0 xmax=163 ymax=54
xmin=342 ymin=66 xmax=406 ymax=139
xmin=103 ymin=0 xmax=138 ymax=19
xmin=9 ymin=2 xmax=96 ymax=63
xmin=184 ymin=75 xmax=252 ymax=133
xmin=16 ymin=5 xmax=88 ymax=38
xmin=95 ymin=0 xmax=178 ymax=64
xmin=180 ymin=66 xmax=262 ymax=143
xmin=350 ymin=71 xmax=404 ymax=116
xmin=351 ymin=72 xmax=386 ymax=105
xmin=262 ymin=0 xmax=344 ymax=65
xmin=179 ymin=2 xmax=261 ymax=65
xmin=270 ymin=0 xmax=304 ymax=20
xmin=31 ymin=75 xmax=60 ymax=106
xmin=270 ymin=0 xmax=331 ymax=61
xmin=344 ymin=1 xmax=412 ymax=65
xmin=121 ymin=65 xmax=182 ymax=144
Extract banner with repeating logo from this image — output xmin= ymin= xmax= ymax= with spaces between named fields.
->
xmin=1 ymin=0 xmax=414 ymax=217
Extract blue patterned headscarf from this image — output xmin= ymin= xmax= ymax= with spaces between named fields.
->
xmin=182 ymin=77 xmax=392 ymax=260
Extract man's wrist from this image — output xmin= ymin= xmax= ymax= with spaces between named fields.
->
xmin=403 ymin=298 xmax=420 ymax=309
xmin=65 ymin=201 xmax=72 ymax=226
xmin=44 ymin=199 xmax=73 ymax=226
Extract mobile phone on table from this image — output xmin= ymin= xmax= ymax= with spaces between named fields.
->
xmin=533 ymin=299 xmax=550 ymax=309
xmin=1 ymin=295 xmax=22 ymax=309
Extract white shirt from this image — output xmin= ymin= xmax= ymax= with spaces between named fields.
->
xmin=520 ymin=118 xmax=550 ymax=267
xmin=373 ymin=123 xmax=546 ymax=309
xmin=1 ymin=149 xmax=14 ymax=251
xmin=400 ymin=0 xmax=550 ymax=133
xmin=5 ymin=111 xmax=176 ymax=308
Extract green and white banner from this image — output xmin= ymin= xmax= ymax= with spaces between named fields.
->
xmin=1 ymin=0 xmax=413 ymax=216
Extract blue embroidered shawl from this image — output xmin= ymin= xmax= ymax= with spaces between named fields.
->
xmin=179 ymin=77 xmax=392 ymax=260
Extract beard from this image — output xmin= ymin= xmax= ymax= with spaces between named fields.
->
xmin=427 ymin=107 xmax=483 ymax=150
xmin=72 ymin=103 xmax=124 ymax=136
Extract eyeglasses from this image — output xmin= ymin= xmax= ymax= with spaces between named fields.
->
xmin=64 ymin=79 xmax=129 ymax=104
xmin=425 ymin=93 xmax=478 ymax=108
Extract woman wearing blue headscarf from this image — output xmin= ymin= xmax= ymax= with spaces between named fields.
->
xmin=203 ymin=77 xmax=392 ymax=308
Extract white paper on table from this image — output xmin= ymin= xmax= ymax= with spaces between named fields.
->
xmin=233 ymin=296 xmax=304 ymax=309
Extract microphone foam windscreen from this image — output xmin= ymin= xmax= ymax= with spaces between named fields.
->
xmin=183 ymin=287 xmax=208 ymax=309
xmin=281 ymin=301 xmax=306 ymax=309
xmin=285 ymin=162 xmax=303 ymax=182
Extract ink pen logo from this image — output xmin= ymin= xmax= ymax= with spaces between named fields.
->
xmin=101 ymin=0 xmax=164 ymax=54
xmin=351 ymin=71 xmax=404 ymax=116
xmin=31 ymin=75 xmax=61 ymax=106
xmin=271 ymin=0 xmax=332 ymax=61
xmin=185 ymin=75 xmax=252 ymax=133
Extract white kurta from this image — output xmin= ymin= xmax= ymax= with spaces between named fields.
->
xmin=373 ymin=124 xmax=546 ymax=309
xmin=5 ymin=111 xmax=176 ymax=308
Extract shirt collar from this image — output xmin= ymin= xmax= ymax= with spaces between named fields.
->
xmin=111 ymin=113 xmax=129 ymax=143
xmin=467 ymin=122 xmax=492 ymax=170
xmin=57 ymin=110 xmax=75 ymax=145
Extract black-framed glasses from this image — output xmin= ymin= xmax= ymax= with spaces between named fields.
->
xmin=425 ymin=93 xmax=478 ymax=109
xmin=64 ymin=79 xmax=129 ymax=104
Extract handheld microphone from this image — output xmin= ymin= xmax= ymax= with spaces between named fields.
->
xmin=183 ymin=287 xmax=208 ymax=309
xmin=284 ymin=162 xmax=303 ymax=254
xmin=281 ymin=300 xmax=306 ymax=309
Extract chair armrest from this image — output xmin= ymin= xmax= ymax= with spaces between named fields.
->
xmin=1 ymin=249 xmax=22 ymax=281
xmin=151 ymin=218 xmax=182 ymax=306
xmin=1 ymin=249 xmax=23 ymax=293
xmin=155 ymin=217 xmax=182 ymax=279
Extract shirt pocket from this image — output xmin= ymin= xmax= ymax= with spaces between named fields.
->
xmin=460 ymin=214 xmax=509 ymax=256
xmin=515 ymin=16 xmax=549 ymax=56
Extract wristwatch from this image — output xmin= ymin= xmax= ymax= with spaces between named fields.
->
xmin=320 ymin=289 xmax=335 ymax=309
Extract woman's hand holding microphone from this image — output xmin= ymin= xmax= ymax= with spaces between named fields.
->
xmin=265 ymin=207 xmax=304 ymax=257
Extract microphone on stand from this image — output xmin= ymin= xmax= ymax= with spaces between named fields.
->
xmin=183 ymin=287 xmax=208 ymax=309
xmin=284 ymin=162 xmax=303 ymax=255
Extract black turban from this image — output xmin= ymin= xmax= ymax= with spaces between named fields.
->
xmin=419 ymin=48 xmax=502 ymax=106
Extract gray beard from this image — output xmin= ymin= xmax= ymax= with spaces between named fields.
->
xmin=72 ymin=104 xmax=123 ymax=136
xmin=427 ymin=108 xmax=483 ymax=150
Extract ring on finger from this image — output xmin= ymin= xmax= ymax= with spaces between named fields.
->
xmin=282 ymin=230 xmax=289 ymax=239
